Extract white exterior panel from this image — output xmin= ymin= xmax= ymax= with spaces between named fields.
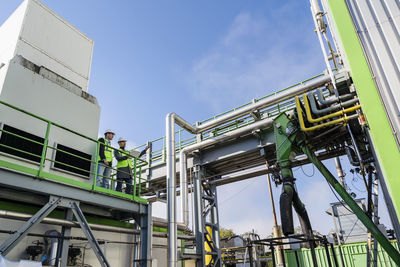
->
xmin=0 ymin=57 xmax=100 ymax=183
xmin=0 ymin=0 xmax=94 ymax=92
xmin=346 ymin=0 xmax=400 ymax=145
xmin=0 ymin=0 xmax=27 ymax=65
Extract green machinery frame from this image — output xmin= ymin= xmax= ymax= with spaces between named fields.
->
xmin=325 ymin=0 xmax=400 ymax=222
xmin=273 ymin=113 xmax=400 ymax=265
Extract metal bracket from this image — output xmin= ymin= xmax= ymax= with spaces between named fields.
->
xmin=0 ymin=195 xmax=111 ymax=267
xmin=0 ymin=196 xmax=61 ymax=255
xmin=69 ymin=201 xmax=110 ymax=267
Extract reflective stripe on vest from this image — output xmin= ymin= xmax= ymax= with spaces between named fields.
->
xmin=98 ymin=139 xmax=113 ymax=162
xmin=117 ymin=149 xmax=133 ymax=169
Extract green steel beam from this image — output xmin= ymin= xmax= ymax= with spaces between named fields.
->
xmin=0 ymin=200 xmax=172 ymax=233
xmin=301 ymin=144 xmax=400 ymax=265
xmin=325 ymin=0 xmax=400 ymax=219
xmin=0 ymin=158 xmax=147 ymax=203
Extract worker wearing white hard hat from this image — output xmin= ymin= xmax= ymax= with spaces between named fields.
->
xmin=114 ymin=137 xmax=150 ymax=194
xmin=114 ymin=137 xmax=133 ymax=194
xmin=95 ymin=129 xmax=115 ymax=188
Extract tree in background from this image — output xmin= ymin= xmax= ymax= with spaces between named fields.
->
xmin=220 ymin=227 xmax=235 ymax=238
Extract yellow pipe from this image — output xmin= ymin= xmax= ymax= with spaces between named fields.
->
xmin=302 ymin=93 xmax=361 ymax=123
xmin=295 ymin=96 xmax=354 ymax=132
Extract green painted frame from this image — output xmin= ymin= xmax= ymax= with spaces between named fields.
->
xmin=325 ymin=0 xmax=400 ymax=219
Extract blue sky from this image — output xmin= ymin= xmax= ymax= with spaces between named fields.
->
xmin=0 ymin=0 xmax=392 ymax=237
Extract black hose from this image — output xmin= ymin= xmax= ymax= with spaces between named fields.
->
xmin=280 ymin=182 xmax=294 ymax=236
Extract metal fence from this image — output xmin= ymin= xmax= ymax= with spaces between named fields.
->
xmin=0 ymin=100 xmax=147 ymax=203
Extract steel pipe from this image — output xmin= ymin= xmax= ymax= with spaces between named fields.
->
xmin=166 ymin=72 xmax=332 ymax=267
xmin=0 ymin=210 xmax=194 ymax=240
xmin=166 ymin=113 xmax=178 ymax=267
xmin=315 ymin=89 xmax=355 ymax=106
xmin=179 ymin=74 xmax=333 ymax=225
xmin=179 ymin=118 xmax=274 ymax=227
xmin=307 ymin=91 xmax=358 ymax=115
xmin=0 ymin=210 xmax=136 ymax=234
xmin=195 ymin=73 xmax=332 ymax=133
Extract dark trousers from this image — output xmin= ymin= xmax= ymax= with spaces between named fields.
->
xmin=116 ymin=176 xmax=133 ymax=195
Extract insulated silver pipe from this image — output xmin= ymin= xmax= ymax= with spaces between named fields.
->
xmin=166 ymin=113 xmax=177 ymax=267
xmin=196 ymin=74 xmax=332 ymax=133
xmin=0 ymin=210 xmax=194 ymax=240
xmin=166 ymin=72 xmax=332 ymax=267
xmin=179 ymin=118 xmax=274 ymax=227
xmin=0 ymin=210 xmax=138 ymax=234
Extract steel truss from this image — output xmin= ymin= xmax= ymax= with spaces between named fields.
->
xmin=0 ymin=195 xmax=152 ymax=267
xmin=193 ymin=165 xmax=222 ymax=267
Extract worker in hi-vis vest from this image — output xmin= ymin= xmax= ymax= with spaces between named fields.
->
xmin=114 ymin=137 xmax=149 ymax=194
xmin=96 ymin=129 xmax=115 ymax=188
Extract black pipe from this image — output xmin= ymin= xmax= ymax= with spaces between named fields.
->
xmin=323 ymin=238 xmax=333 ymax=267
xmin=294 ymin=250 xmax=301 ymax=267
xmin=281 ymin=245 xmax=286 ymax=267
xmin=310 ymin=240 xmax=319 ymax=267
xmin=248 ymin=243 xmax=254 ymax=266
xmin=292 ymin=190 xmax=313 ymax=241
xmin=330 ymin=243 xmax=339 ymax=267
xmin=271 ymin=245 xmax=276 ymax=267
xmin=280 ymin=178 xmax=295 ymax=235
xmin=337 ymin=245 xmax=346 ymax=267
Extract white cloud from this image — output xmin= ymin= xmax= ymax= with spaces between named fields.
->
xmin=186 ymin=9 xmax=324 ymax=113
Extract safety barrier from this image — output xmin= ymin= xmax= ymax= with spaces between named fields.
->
xmin=0 ymin=100 xmax=147 ymax=203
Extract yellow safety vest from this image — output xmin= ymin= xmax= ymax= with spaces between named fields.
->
xmin=98 ymin=139 xmax=113 ymax=162
xmin=117 ymin=149 xmax=133 ymax=169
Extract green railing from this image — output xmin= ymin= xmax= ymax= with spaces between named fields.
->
xmin=134 ymin=72 xmax=327 ymax=167
xmin=0 ymin=100 xmax=147 ymax=204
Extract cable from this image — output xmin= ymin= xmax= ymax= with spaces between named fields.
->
xmin=327 ymin=183 xmax=354 ymax=214
xmin=219 ymin=179 xmax=257 ymax=206
xmin=300 ymin=164 xmax=315 ymax=177
xmin=351 ymin=178 xmax=366 ymax=193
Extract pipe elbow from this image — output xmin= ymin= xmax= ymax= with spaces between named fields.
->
xmin=166 ymin=112 xmax=176 ymax=120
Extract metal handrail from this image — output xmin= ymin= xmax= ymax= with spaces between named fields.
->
xmin=0 ymin=100 xmax=148 ymax=203
xmin=135 ymin=72 xmax=327 ymax=166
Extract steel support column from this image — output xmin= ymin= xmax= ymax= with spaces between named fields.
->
xmin=138 ymin=204 xmax=152 ymax=267
xmin=193 ymin=165 xmax=221 ymax=267
xmin=59 ymin=209 xmax=73 ymax=267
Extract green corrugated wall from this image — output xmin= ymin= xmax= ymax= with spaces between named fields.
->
xmin=285 ymin=241 xmax=399 ymax=267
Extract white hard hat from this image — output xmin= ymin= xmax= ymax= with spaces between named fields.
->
xmin=104 ymin=129 xmax=115 ymax=135
xmin=118 ymin=137 xmax=127 ymax=142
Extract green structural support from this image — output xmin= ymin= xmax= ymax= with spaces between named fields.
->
xmin=325 ymin=0 xmax=400 ymax=220
xmin=273 ymin=114 xmax=316 ymax=266
xmin=301 ymin=144 xmax=400 ymax=265
xmin=273 ymin=113 xmax=400 ymax=265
